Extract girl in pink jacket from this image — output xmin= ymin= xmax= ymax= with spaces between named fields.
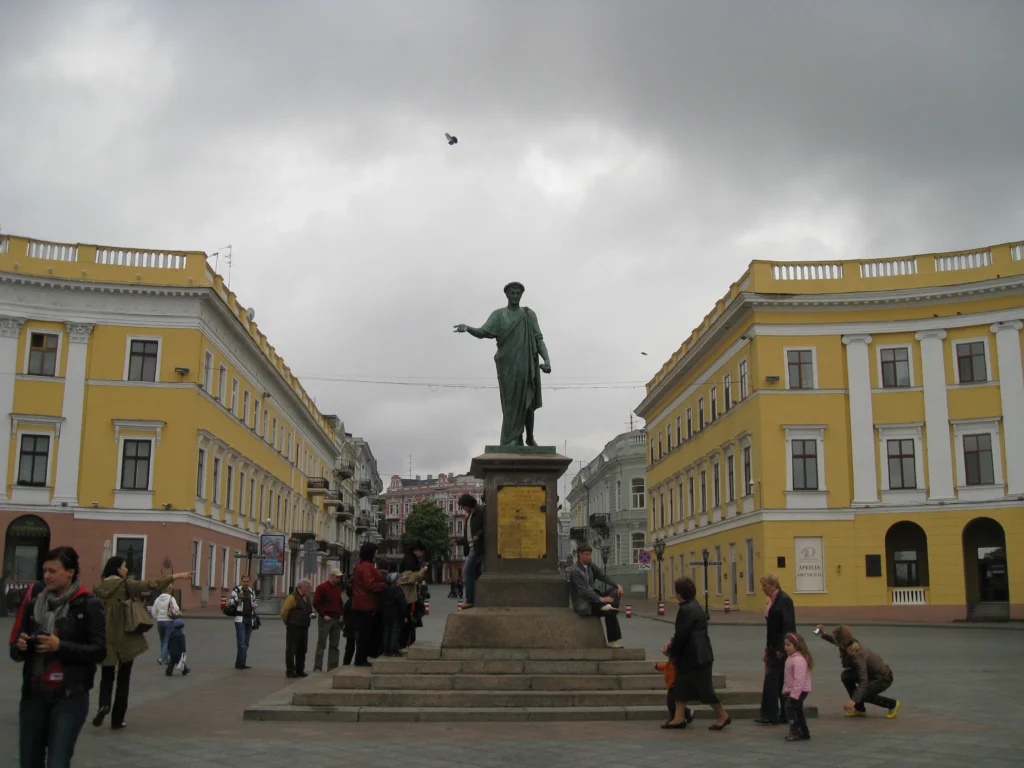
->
xmin=781 ymin=632 xmax=814 ymax=741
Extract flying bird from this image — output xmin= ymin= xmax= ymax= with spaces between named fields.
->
xmin=445 ymin=133 xmax=458 ymax=146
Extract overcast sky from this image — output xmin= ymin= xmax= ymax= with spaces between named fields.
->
xmin=2 ymin=1 xmax=1023 ymax=485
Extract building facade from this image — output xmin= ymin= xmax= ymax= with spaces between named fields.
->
xmin=381 ymin=472 xmax=484 ymax=581
xmin=565 ymin=430 xmax=649 ymax=596
xmin=0 ymin=233 xmax=375 ymax=610
xmin=635 ymin=240 xmax=1024 ymax=621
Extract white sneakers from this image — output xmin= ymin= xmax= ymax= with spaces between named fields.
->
xmin=600 ymin=604 xmax=619 ymax=613
xmin=607 ymin=640 xmax=623 ymax=648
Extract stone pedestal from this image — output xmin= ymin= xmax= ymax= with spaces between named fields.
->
xmin=441 ymin=447 xmax=586 ymax=649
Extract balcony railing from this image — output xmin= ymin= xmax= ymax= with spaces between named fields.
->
xmin=307 ymin=477 xmax=329 ymax=496
xmin=334 ymin=460 xmax=354 ymax=479
xmin=355 ymin=515 xmax=374 ymax=531
xmin=569 ymin=527 xmax=589 ymax=542
xmin=324 ymin=491 xmax=343 ymax=508
xmin=891 ymin=587 xmax=927 ymax=605
xmin=589 ymin=514 xmax=610 ymax=536
xmin=357 ymin=479 xmax=373 ymax=497
xmin=334 ymin=504 xmax=354 ymax=521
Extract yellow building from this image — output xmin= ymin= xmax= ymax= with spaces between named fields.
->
xmin=635 ymin=240 xmax=1024 ymax=621
xmin=0 ymin=233 xmax=373 ymax=610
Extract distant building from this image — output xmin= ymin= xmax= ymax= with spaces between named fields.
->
xmin=381 ymin=472 xmax=483 ymax=581
xmin=566 ymin=430 xmax=649 ymax=597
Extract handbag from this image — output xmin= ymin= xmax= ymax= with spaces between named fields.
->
xmin=251 ymin=614 xmax=262 ymax=631
xmin=123 ymin=579 xmax=156 ymax=635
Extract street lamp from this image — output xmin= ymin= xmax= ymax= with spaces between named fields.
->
xmin=653 ymin=538 xmax=667 ymax=604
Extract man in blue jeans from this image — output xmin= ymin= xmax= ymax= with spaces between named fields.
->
xmin=227 ymin=574 xmax=258 ymax=670
xmin=459 ymin=493 xmax=484 ymax=608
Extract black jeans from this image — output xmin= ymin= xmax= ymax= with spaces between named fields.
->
xmin=99 ymin=661 xmax=133 ymax=727
xmin=786 ymin=692 xmax=810 ymax=738
xmin=382 ymin=618 xmax=403 ymax=655
xmin=760 ymin=655 xmax=787 ymax=723
xmin=19 ymin=692 xmax=90 ymax=768
xmin=351 ymin=610 xmax=376 ymax=664
xmin=285 ymin=624 xmax=309 ymax=675
xmin=842 ymin=668 xmax=897 ymax=710
xmin=587 ymin=588 xmax=622 ymax=642
xmin=342 ymin=635 xmax=356 ymax=666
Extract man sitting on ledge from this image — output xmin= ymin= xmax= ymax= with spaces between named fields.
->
xmin=569 ymin=544 xmax=624 ymax=649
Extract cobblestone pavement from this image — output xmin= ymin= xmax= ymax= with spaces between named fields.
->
xmin=2 ymin=597 xmax=1022 ymax=767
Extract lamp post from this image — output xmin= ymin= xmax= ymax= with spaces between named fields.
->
xmin=653 ymin=538 xmax=666 ymax=604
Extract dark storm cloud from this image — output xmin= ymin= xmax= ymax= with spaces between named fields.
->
xmin=2 ymin=0 xmax=1022 ymax=480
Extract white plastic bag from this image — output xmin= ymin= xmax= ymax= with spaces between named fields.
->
xmin=175 ymin=653 xmax=187 ymax=673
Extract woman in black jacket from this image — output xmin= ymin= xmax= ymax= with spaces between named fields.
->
xmin=9 ymin=546 xmax=106 ymax=767
xmin=661 ymin=576 xmax=731 ymax=731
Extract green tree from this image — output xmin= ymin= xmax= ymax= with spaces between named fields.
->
xmin=402 ymin=500 xmax=451 ymax=562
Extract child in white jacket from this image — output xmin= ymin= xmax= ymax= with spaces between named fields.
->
xmin=781 ymin=632 xmax=813 ymax=741
xmin=150 ymin=584 xmax=180 ymax=665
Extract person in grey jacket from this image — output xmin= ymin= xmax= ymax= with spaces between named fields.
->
xmin=568 ymin=544 xmax=624 ymax=648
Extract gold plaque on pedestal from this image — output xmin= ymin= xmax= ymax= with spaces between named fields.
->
xmin=496 ymin=485 xmax=547 ymax=559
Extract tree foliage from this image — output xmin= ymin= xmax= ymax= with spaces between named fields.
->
xmin=402 ymin=500 xmax=451 ymax=561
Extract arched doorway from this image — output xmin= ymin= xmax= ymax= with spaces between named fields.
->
xmin=962 ymin=517 xmax=1009 ymax=621
xmin=3 ymin=515 xmax=51 ymax=615
xmin=885 ymin=521 xmax=929 ymax=604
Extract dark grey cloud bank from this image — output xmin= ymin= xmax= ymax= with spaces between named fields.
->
xmin=2 ymin=1 xmax=1022 ymax=481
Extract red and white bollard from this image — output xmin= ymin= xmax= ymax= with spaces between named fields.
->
xmin=424 ymin=600 xmax=430 ymax=615
xmin=657 ymin=602 xmax=665 ymax=616
xmin=220 ymin=595 xmax=227 ymax=610
xmin=457 ymin=600 xmax=463 ymax=611
xmin=724 ymin=599 xmax=731 ymax=613
xmin=625 ymin=605 xmax=632 ymax=618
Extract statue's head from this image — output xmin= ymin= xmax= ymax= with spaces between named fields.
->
xmin=503 ymin=281 xmax=525 ymax=306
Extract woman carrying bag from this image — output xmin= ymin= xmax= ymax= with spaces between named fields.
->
xmin=92 ymin=557 xmax=192 ymax=730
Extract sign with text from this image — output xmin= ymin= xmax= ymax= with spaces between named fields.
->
xmin=496 ymin=485 xmax=547 ymax=559
xmin=259 ymin=534 xmax=286 ymax=576
xmin=794 ymin=536 xmax=825 ymax=592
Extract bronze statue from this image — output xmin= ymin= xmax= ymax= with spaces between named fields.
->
xmin=454 ymin=282 xmax=551 ymax=447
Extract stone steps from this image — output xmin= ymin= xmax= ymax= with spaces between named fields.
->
xmin=339 ymin=673 xmax=715 ymax=691
xmin=292 ymin=688 xmax=763 ymax=708
xmin=245 ymin=702 xmax=818 ymax=723
xmin=369 ymin=658 xmax=671 ymax=676
xmin=405 ymin=647 xmax=646 ymax=661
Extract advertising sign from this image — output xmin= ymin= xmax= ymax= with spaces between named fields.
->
xmin=794 ymin=536 xmax=825 ymax=592
xmin=259 ymin=534 xmax=286 ymax=576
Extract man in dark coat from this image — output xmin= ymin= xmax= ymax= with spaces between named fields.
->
xmin=755 ymin=573 xmax=796 ymax=725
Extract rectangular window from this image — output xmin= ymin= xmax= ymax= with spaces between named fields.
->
xmin=27 ymin=333 xmax=59 ymax=376
xmin=715 ymin=545 xmax=723 ymax=595
xmin=723 ymin=374 xmax=732 ymax=412
xmin=231 ymin=379 xmax=239 ymax=415
xmin=631 ymin=477 xmax=645 ymax=508
xmin=242 ymin=391 xmax=250 ymax=424
xmin=686 ymin=407 xmax=693 ymax=438
xmin=699 ymin=469 xmax=707 ymax=512
xmin=667 ymin=488 xmax=674 ymax=523
xmin=263 ymin=411 xmax=269 ymax=440
xmin=688 ymin=476 xmax=695 ymax=516
xmin=893 ymin=550 xmax=920 ymax=587
xmin=196 ymin=449 xmax=206 ymax=498
xmin=886 ymin=439 xmax=917 ymax=489
xmin=218 ymin=364 xmax=227 ymax=402
xmin=650 ymin=440 xmax=655 ymax=465
xmin=127 ymin=339 xmax=159 ymax=382
xmin=792 ymin=439 xmax=819 ymax=490
xmin=743 ymin=446 xmax=752 ymax=496
xmin=727 ymin=455 xmax=736 ymax=502
xmin=276 ymin=494 xmax=281 ymax=530
xmin=192 ymin=540 xmax=201 ymax=586
xmin=203 ymin=351 xmax=213 ymax=391
xmin=956 ymin=342 xmax=987 ymax=383
xmin=120 ymin=439 xmax=151 ymax=490
xmin=666 ymin=426 xmax=672 ymax=452
xmin=963 ymin=434 xmax=995 ymax=486
xmin=787 ymin=349 xmax=814 ymax=389
xmin=676 ymin=415 xmax=682 ymax=444
xmin=710 ymin=386 xmax=718 ymax=421
xmin=272 ymin=417 xmax=277 ymax=446
xmin=114 ymin=536 xmax=145 ymax=580
xmin=659 ymin=493 xmax=665 ymax=528
xmin=239 ymin=471 xmax=246 ymax=517
xmin=259 ymin=484 xmax=265 ymax=518
xmin=658 ymin=431 xmax=664 ymax=459
xmin=222 ymin=547 xmax=230 ymax=589
xmin=698 ymin=398 xmax=705 ymax=430
xmin=631 ymin=532 xmax=646 ymax=564
xmin=226 ymin=465 xmax=234 ymax=510
xmin=712 ymin=463 xmax=721 ymax=507
xmin=250 ymin=478 xmax=256 ymax=518
xmin=234 ymin=551 xmax=241 ymax=586
xmin=208 ymin=543 xmax=216 ymax=588
xmin=17 ymin=434 xmax=49 ymax=486
xmin=739 ymin=360 xmax=749 ymax=399
xmin=253 ymin=399 xmax=261 ymax=432
xmin=212 ymin=458 xmax=221 ymax=504
xmin=880 ymin=347 xmax=911 ymax=388
xmin=745 ymin=538 xmax=755 ymax=593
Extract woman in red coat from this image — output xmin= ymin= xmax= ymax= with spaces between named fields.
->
xmin=350 ymin=543 xmax=386 ymax=666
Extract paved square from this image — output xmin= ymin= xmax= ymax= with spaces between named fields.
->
xmin=3 ymin=600 xmax=1021 ymax=766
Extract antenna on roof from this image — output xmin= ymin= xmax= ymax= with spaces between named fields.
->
xmin=211 ymin=245 xmax=234 ymax=288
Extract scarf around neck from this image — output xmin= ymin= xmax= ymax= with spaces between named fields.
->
xmin=33 ymin=578 xmax=80 ymax=636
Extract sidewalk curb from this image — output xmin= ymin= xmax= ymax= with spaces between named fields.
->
xmin=629 ymin=612 xmax=1024 ymax=630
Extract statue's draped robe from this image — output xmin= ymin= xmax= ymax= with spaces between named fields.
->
xmin=479 ymin=306 xmax=544 ymax=446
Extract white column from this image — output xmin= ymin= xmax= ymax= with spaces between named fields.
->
xmin=0 ymin=316 xmax=26 ymax=500
xmin=843 ymin=334 xmax=878 ymax=505
xmin=992 ymin=320 xmax=1024 ymax=495
xmin=916 ymin=329 xmax=955 ymax=499
xmin=52 ymin=323 xmax=93 ymax=505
